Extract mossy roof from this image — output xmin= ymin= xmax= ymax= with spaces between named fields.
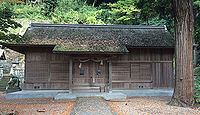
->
xmin=7 ymin=23 xmax=175 ymax=53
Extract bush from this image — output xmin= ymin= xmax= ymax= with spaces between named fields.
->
xmin=194 ymin=67 xmax=200 ymax=103
xmin=13 ymin=4 xmax=47 ymax=20
xmin=52 ymin=1 xmax=104 ymax=24
xmin=194 ymin=75 xmax=200 ymax=103
xmin=41 ymin=0 xmax=58 ymax=16
xmin=194 ymin=66 xmax=200 ymax=76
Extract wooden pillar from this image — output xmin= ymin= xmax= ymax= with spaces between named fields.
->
xmin=69 ymin=59 xmax=72 ymax=93
xmin=93 ymin=62 xmax=96 ymax=84
xmin=109 ymin=62 xmax=112 ymax=93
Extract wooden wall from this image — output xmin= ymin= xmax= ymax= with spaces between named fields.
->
xmin=112 ymin=48 xmax=174 ymax=89
xmin=24 ymin=47 xmax=70 ymax=89
xmin=23 ymin=47 xmax=174 ymax=90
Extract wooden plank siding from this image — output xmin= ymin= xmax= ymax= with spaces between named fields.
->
xmin=24 ymin=48 xmax=70 ymax=89
xmin=112 ymin=48 xmax=174 ymax=89
xmin=23 ymin=47 xmax=174 ymax=90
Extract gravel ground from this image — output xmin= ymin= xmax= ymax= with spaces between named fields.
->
xmin=1 ymin=92 xmax=200 ymax=115
xmin=0 ymin=92 xmax=75 ymax=115
xmin=71 ymin=97 xmax=113 ymax=115
xmin=108 ymin=97 xmax=200 ymax=115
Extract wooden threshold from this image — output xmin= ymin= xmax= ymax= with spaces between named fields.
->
xmin=109 ymin=61 xmax=172 ymax=63
xmin=112 ymin=80 xmax=153 ymax=83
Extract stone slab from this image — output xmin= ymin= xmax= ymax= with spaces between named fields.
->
xmin=5 ymin=89 xmax=173 ymax=99
xmin=113 ymin=89 xmax=173 ymax=97
xmin=6 ymin=90 xmax=68 ymax=99
xmin=54 ymin=92 xmax=127 ymax=100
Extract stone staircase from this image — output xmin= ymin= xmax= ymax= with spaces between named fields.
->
xmin=72 ymin=84 xmax=107 ymax=93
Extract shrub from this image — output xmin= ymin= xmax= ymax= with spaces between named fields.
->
xmin=194 ymin=67 xmax=200 ymax=103
xmin=13 ymin=4 xmax=47 ymax=20
xmin=41 ymin=0 xmax=58 ymax=17
xmin=194 ymin=75 xmax=200 ymax=103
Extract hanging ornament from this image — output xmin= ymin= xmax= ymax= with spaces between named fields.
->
xmin=79 ymin=63 xmax=82 ymax=68
xmin=100 ymin=60 xmax=103 ymax=66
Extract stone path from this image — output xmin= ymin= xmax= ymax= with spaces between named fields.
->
xmin=71 ymin=97 xmax=113 ymax=115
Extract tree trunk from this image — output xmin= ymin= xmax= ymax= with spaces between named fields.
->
xmin=169 ymin=0 xmax=194 ymax=107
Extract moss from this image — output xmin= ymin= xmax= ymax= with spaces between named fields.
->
xmin=53 ymin=42 xmax=128 ymax=52
xmin=4 ymin=24 xmax=175 ymax=52
xmin=53 ymin=44 xmax=89 ymax=51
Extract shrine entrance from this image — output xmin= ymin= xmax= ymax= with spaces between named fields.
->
xmin=72 ymin=59 xmax=109 ymax=92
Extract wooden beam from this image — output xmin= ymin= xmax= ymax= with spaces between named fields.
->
xmin=109 ymin=62 xmax=112 ymax=93
xmin=112 ymin=80 xmax=153 ymax=83
xmin=69 ymin=59 xmax=73 ymax=93
xmin=109 ymin=61 xmax=172 ymax=63
xmin=23 ymin=54 xmax=27 ymax=90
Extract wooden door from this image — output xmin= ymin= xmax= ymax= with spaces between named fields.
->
xmin=92 ymin=62 xmax=107 ymax=86
xmin=73 ymin=61 xmax=91 ymax=86
xmin=72 ymin=61 xmax=108 ymax=88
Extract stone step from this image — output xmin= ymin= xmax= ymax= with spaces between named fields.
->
xmin=72 ymin=86 xmax=101 ymax=93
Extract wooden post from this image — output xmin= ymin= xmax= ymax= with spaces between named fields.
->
xmin=109 ymin=62 xmax=112 ymax=93
xmin=69 ymin=59 xmax=72 ymax=93
xmin=92 ymin=62 xmax=95 ymax=84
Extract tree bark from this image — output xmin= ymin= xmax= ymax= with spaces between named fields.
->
xmin=169 ymin=0 xmax=194 ymax=107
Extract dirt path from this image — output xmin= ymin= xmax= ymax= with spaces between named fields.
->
xmin=1 ymin=92 xmax=200 ymax=115
xmin=71 ymin=97 xmax=113 ymax=115
xmin=108 ymin=97 xmax=200 ymax=115
xmin=0 ymin=93 xmax=75 ymax=115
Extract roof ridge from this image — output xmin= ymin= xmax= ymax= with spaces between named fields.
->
xmin=30 ymin=23 xmax=165 ymax=29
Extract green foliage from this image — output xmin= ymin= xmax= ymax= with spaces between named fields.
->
xmin=135 ymin=0 xmax=174 ymax=31
xmin=194 ymin=67 xmax=200 ymax=76
xmin=0 ymin=2 xmax=22 ymax=43
xmin=193 ymin=0 xmax=200 ymax=65
xmin=194 ymin=67 xmax=200 ymax=103
xmin=14 ymin=4 xmax=48 ymax=21
xmin=194 ymin=0 xmax=200 ymax=42
xmin=57 ymin=0 xmax=83 ymax=11
xmin=194 ymin=75 xmax=200 ymax=103
xmin=78 ymin=6 xmax=104 ymax=24
xmin=12 ymin=0 xmax=104 ymax=24
xmin=98 ymin=0 xmax=140 ymax=24
xmin=140 ymin=17 xmax=167 ymax=25
xmin=98 ymin=0 xmax=173 ymax=26
xmin=136 ymin=0 xmax=157 ymax=24
xmin=52 ymin=0 xmax=104 ymax=24
xmin=136 ymin=0 xmax=173 ymax=23
xmin=41 ymin=0 xmax=58 ymax=17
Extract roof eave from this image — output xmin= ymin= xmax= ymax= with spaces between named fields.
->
xmin=52 ymin=51 xmax=128 ymax=55
xmin=126 ymin=46 xmax=175 ymax=49
xmin=0 ymin=43 xmax=55 ymax=54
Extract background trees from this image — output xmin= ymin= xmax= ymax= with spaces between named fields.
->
xmin=0 ymin=2 xmax=22 ymax=43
